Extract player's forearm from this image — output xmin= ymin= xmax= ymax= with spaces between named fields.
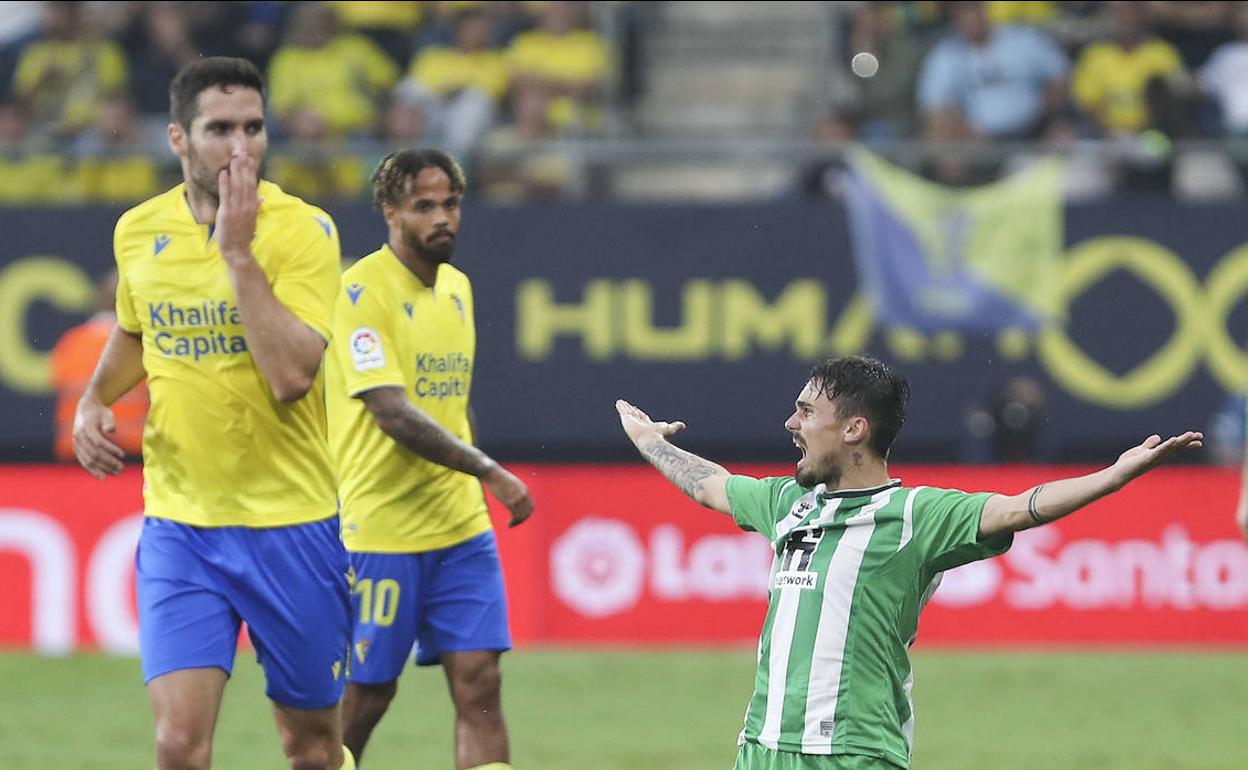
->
xmin=634 ymin=434 xmax=729 ymax=506
xmin=376 ymin=400 xmax=498 ymax=478
xmin=225 ymin=253 xmax=324 ymax=402
xmin=980 ymin=467 xmax=1123 ymax=537
xmin=82 ymin=325 xmax=146 ymax=407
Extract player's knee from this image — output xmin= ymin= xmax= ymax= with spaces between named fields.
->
xmin=154 ymin=724 xmax=211 ymax=769
xmin=284 ymin=742 xmax=340 ymax=770
xmin=451 ymin=658 xmax=502 ymax=712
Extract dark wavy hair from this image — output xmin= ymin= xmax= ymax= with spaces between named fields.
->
xmin=370 ymin=149 xmax=466 ymax=210
xmin=169 ymin=57 xmax=265 ymax=130
xmin=808 ymin=356 xmax=910 ymax=459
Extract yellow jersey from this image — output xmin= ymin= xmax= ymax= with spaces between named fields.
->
xmin=113 ymin=181 xmax=340 ymax=527
xmin=327 ymin=245 xmax=490 ymax=553
xmin=1072 ymin=39 xmax=1184 ymax=133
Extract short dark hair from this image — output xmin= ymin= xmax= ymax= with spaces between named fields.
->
xmin=808 ymin=356 xmax=910 ymax=459
xmin=370 ymin=149 xmax=467 ymax=210
xmin=169 ymin=57 xmax=265 ymax=129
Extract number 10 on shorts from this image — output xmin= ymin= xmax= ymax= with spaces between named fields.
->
xmin=354 ymin=578 xmax=400 ymax=626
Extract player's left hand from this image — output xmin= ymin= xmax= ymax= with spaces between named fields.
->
xmin=616 ymin=399 xmax=686 ymax=446
xmin=216 ymin=151 xmax=259 ymax=263
xmin=1111 ymin=431 xmax=1203 ymax=486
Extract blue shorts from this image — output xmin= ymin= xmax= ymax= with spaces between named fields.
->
xmin=135 ymin=515 xmax=352 ymax=710
xmin=348 ymin=530 xmax=511 ymax=683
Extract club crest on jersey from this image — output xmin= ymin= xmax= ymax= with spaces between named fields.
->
xmin=346 ymin=283 xmax=364 ymax=305
xmin=450 ymin=294 xmax=465 ymax=322
xmin=153 ymin=234 xmax=171 ymax=256
xmin=349 ymin=327 xmax=384 ymax=371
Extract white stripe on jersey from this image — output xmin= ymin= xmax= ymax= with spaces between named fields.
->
xmin=800 ymin=488 xmax=896 ymax=753
xmin=756 ymin=580 xmax=803 ymax=749
xmin=901 ymin=666 xmax=916 ymax=756
xmin=898 ymin=487 xmax=920 ymax=551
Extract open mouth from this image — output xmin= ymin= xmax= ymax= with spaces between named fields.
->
xmin=793 ymin=437 xmax=806 ymax=461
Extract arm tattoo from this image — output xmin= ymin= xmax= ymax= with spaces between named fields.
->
xmin=1027 ymin=483 xmax=1047 ymax=525
xmin=640 ymin=439 xmax=720 ymax=498
xmin=387 ymin=403 xmax=494 ymax=477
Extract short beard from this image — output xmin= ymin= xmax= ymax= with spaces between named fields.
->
xmin=796 ymin=452 xmax=841 ymax=488
xmin=406 ymin=231 xmax=455 ymax=265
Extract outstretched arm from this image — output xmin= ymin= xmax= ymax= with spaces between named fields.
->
xmin=616 ymin=399 xmax=732 ymax=515
xmin=361 ymin=387 xmax=533 ymax=527
xmin=979 ymin=431 xmax=1203 ymax=539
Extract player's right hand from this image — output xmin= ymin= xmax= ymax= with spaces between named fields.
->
xmin=484 ymin=466 xmax=534 ymax=528
xmin=615 ymin=399 xmax=687 ymax=446
xmin=72 ymin=397 xmax=125 ymax=479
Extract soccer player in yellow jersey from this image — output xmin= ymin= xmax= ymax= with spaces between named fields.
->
xmin=327 ymin=149 xmax=534 ymax=770
xmin=71 ymin=58 xmax=355 ymax=770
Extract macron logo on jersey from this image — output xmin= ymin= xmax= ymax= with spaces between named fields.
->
xmin=451 ymin=294 xmax=465 ymax=322
xmin=403 ymin=302 xmax=413 ymax=319
xmin=314 ymin=215 xmax=332 ymax=238
xmin=154 ymin=234 xmax=171 ymax=256
xmin=346 ymin=283 xmax=364 ymax=305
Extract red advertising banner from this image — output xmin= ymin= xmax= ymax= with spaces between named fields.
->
xmin=2 ymin=464 xmax=1245 ymax=652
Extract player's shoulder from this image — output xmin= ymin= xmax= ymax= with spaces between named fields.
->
xmin=258 ymin=180 xmax=337 ymax=239
xmin=341 ymin=245 xmax=391 ymax=283
xmin=439 ymin=262 xmax=473 ymax=288
xmin=338 ymin=246 xmax=394 ymax=308
xmin=115 ymin=184 xmax=184 ymax=235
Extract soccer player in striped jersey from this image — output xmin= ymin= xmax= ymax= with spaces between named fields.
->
xmin=617 ymin=355 xmax=1201 ymax=770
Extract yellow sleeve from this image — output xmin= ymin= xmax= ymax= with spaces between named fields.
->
xmin=504 ymin=33 xmax=542 ymax=76
xmin=12 ymin=44 xmax=47 ymax=98
xmin=354 ymin=35 xmax=399 ymax=90
xmin=1149 ymin=40 xmax=1185 ymax=76
xmin=331 ymin=278 xmax=405 ymax=396
xmin=266 ymin=49 xmax=299 ymax=117
xmin=97 ymin=41 xmax=128 ymax=91
xmin=1070 ymin=46 xmax=1104 ymax=114
xmin=271 ymin=209 xmax=341 ymax=340
xmin=411 ymin=47 xmax=451 ymax=92
xmin=113 ymin=218 xmax=140 ymax=334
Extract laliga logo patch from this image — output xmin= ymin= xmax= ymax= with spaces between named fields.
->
xmin=349 ymin=327 xmax=385 ymax=371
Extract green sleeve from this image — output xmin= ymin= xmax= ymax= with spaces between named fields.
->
xmin=911 ymin=488 xmax=1013 ymax=571
xmin=725 ymin=475 xmax=801 ymax=540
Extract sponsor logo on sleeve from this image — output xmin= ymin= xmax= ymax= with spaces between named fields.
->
xmin=349 ymin=327 xmax=385 ymax=371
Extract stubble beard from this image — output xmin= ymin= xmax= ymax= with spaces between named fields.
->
xmin=796 ymin=451 xmax=841 ymax=489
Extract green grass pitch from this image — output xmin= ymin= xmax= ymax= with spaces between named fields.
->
xmin=1 ymin=648 xmax=1244 ymax=769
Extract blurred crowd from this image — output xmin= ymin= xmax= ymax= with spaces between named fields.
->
xmin=0 ymin=0 xmax=612 ymax=202
xmin=815 ymin=0 xmax=1248 ymax=197
xmin=6 ymin=1 xmax=1248 ymax=204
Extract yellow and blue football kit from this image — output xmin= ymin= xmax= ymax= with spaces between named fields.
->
xmin=118 ymin=181 xmax=351 ymax=708
xmin=327 ymin=245 xmax=510 ymax=676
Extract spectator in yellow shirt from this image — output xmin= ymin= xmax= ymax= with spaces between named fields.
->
xmin=267 ymin=2 xmax=399 ymax=140
xmin=1072 ymin=1 xmax=1188 ymax=136
xmin=395 ymin=7 xmax=507 ymax=157
xmin=505 ymin=0 xmax=609 ymax=137
xmin=12 ymin=1 xmax=128 ymax=141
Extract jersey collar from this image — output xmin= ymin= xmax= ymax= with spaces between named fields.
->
xmin=816 ymin=479 xmax=902 ymax=500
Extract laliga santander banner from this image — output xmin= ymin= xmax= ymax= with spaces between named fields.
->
xmin=1 ymin=464 xmax=1245 ymax=652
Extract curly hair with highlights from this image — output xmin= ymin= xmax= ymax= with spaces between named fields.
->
xmin=370 ymin=149 xmax=466 ymax=210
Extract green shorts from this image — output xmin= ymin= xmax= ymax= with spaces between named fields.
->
xmin=732 ymin=742 xmax=904 ymax=770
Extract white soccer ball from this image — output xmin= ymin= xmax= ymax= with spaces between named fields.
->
xmin=851 ymin=52 xmax=879 ymax=79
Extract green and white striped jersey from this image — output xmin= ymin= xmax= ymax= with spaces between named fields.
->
xmin=725 ymin=476 xmax=1012 ymax=768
